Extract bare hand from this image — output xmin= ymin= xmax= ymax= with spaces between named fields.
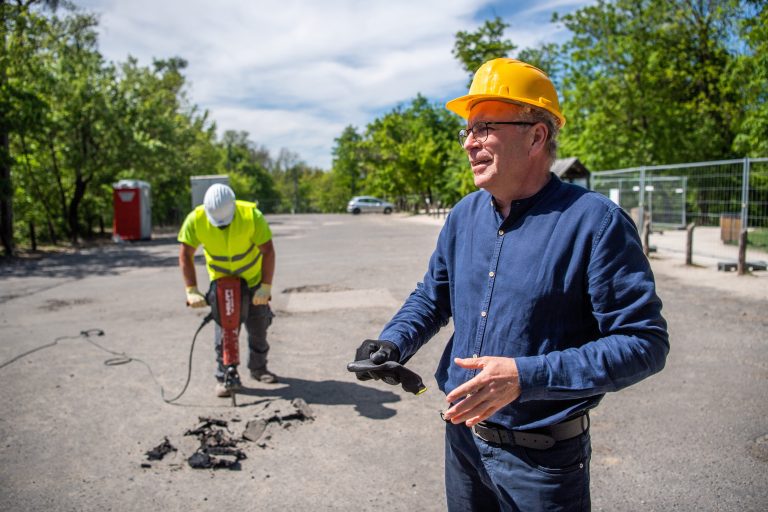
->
xmin=442 ymin=356 xmax=521 ymax=427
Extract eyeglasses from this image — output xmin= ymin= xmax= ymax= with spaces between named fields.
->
xmin=458 ymin=121 xmax=536 ymax=146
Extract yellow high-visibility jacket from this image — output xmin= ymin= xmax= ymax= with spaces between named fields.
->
xmin=178 ymin=200 xmax=272 ymax=288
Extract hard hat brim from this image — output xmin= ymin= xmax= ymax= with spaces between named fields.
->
xmin=446 ymin=94 xmax=566 ymax=128
xmin=206 ymin=204 xmax=235 ymax=227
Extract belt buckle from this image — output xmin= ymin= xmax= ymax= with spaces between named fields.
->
xmin=471 ymin=424 xmax=489 ymax=443
xmin=472 ymin=423 xmax=505 ymax=445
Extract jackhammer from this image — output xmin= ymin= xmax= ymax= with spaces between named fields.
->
xmin=181 ymin=276 xmax=250 ymax=406
xmin=206 ymin=276 xmax=251 ymax=406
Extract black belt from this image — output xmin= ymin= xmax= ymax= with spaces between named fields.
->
xmin=471 ymin=413 xmax=589 ymax=450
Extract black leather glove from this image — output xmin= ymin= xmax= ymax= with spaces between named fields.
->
xmin=353 ymin=339 xmax=401 ymax=382
xmin=347 ymin=339 xmax=427 ymax=395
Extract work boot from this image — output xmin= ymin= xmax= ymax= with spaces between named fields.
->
xmin=215 ymin=381 xmax=231 ymax=397
xmin=215 ymin=380 xmax=241 ymax=397
xmin=250 ymin=368 xmax=279 ymax=384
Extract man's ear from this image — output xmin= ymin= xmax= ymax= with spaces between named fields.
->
xmin=529 ymin=123 xmax=548 ymax=156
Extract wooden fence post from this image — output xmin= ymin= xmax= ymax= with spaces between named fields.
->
xmin=642 ymin=219 xmax=650 ymax=256
xmin=737 ymin=229 xmax=748 ymax=275
xmin=685 ymin=222 xmax=695 ymax=265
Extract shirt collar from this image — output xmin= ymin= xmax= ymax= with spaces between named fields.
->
xmin=488 ymin=173 xmax=561 ymax=226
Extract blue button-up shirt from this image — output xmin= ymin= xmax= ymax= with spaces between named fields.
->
xmin=380 ymin=175 xmax=669 ymax=430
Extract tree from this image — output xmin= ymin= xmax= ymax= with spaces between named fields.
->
xmin=7 ymin=3 xmax=227 ymax=246
xmin=730 ymin=0 xmax=768 ymax=156
xmin=555 ymin=0 xmax=743 ymax=170
xmin=220 ymin=130 xmax=279 ymax=212
xmin=1 ymin=0 xmax=59 ymax=255
xmin=8 ymin=9 xmax=113 ymax=244
xmin=351 ymin=95 xmax=465 ymax=210
xmin=517 ymin=42 xmax=562 ymax=85
xmin=452 ymin=16 xmax=516 ymax=87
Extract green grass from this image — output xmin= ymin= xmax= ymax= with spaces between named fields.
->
xmin=749 ymin=228 xmax=768 ymax=250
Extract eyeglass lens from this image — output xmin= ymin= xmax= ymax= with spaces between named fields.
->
xmin=458 ymin=122 xmax=487 ymax=146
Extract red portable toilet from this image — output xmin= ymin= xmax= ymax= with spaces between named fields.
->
xmin=113 ymin=180 xmax=152 ymax=241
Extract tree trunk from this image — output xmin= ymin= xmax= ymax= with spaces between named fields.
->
xmin=0 ymin=129 xmax=12 ymax=256
xmin=67 ymin=176 xmax=87 ymax=245
xmin=28 ymin=220 xmax=36 ymax=250
xmin=46 ymin=217 xmax=57 ymax=244
xmin=0 ymin=0 xmax=13 ymax=256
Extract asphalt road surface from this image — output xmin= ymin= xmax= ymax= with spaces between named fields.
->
xmin=1 ymin=213 xmax=766 ymax=511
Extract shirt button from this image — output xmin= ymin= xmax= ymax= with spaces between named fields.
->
xmin=489 ymin=271 xmax=495 ymax=277
xmin=498 ymin=229 xmax=504 ymax=236
xmin=480 ymin=311 xmax=487 ymax=317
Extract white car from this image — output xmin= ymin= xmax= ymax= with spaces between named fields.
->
xmin=347 ymin=196 xmax=394 ymax=215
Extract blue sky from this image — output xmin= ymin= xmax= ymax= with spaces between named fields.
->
xmin=76 ymin=0 xmax=594 ymax=169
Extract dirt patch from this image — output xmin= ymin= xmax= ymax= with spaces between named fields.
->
xmin=747 ymin=434 xmax=768 ymax=463
xmin=0 ymin=293 xmax=21 ymax=304
xmin=38 ymin=298 xmax=94 ymax=312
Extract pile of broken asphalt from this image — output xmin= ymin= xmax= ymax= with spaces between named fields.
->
xmin=142 ymin=398 xmax=314 ymax=471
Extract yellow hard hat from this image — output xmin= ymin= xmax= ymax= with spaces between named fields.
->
xmin=446 ymin=58 xmax=565 ymax=127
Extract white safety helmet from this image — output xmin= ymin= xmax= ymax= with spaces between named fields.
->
xmin=203 ymin=184 xmax=236 ymax=227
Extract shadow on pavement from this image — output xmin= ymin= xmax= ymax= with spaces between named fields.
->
xmin=0 ymin=235 xmax=187 ymax=279
xmin=235 ymin=376 xmax=401 ymax=420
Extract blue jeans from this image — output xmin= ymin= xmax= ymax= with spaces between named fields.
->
xmin=444 ymin=421 xmax=591 ymax=512
xmin=214 ymin=302 xmax=273 ymax=381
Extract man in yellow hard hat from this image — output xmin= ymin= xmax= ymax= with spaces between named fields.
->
xmin=178 ymin=183 xmax=278 ymax=398
xmin=349 ymin=59 xmax=669 ymax=510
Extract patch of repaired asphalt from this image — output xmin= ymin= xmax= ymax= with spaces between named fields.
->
xmin=141 ymin=398 xmax=314 ymax=471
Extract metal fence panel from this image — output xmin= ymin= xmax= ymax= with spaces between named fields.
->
xmin=591 ymin=158 xmax=768 ymax=231
xmin=591 ymin=158 xmax=768 ymax=268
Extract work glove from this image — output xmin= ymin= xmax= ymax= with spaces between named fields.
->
xmin=252 ymin=283 xmax=272 ymax=306
xmin=347 ymin=339 xmax=427 ymax=395
xmin=185 ymin=286 xmax=207 ymax=308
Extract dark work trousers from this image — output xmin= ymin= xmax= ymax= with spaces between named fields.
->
xmin=444 ymin=421 xmax=591 ymax=512
xmin=214 ymin=302 xmax=273 ymax=381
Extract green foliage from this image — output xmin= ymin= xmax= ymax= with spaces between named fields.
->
xmin=517 ymin=43 xmax=562 ymax=84
xmin=9 ymin=9 xmax=117 ymax=243
xmin=326 ymin=95 xmax=467 ymax=213
xmin=730 ymin=1 xmax=768 ymax=156
xmin=220 ymin=130 xmax=280 ymax=212
xmin=554 ymin=0 xmax=751 ymax=170
xmin=453 ymin=16 xmax=516 ymax=87
xmin=4 ymin=3 xmax=228 ymax=245
xmin=748 ymin=228 xmax=768 ymax=249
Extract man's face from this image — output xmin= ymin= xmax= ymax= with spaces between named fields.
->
xmin=463 ymin=101 xmax=532 ymax=194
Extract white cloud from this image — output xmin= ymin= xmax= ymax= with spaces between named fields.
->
xmin=76 ymin=0 xmax=591 ymax=169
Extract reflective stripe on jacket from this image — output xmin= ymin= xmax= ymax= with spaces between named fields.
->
xmin=190 ymin=201 xmax=265 ymax=287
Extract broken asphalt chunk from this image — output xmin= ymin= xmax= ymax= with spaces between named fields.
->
xmin=145 ymin=437 xmax=177 ymax=461
xmin=243 ymin=419 xmax=267 ymax=442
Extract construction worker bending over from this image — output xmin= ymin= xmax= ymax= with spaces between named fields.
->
xmin=178 ymin=183 xmax=278 ymax=398
xmin=349 ymin=59 xmax=669 ymax=511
